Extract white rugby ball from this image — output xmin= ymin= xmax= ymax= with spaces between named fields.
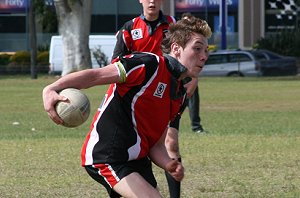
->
xmin=55 ymin=88 xmax=90 ymax=128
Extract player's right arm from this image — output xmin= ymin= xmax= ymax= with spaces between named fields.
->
xmin=42 ymin=63 xmax=121 ymax=125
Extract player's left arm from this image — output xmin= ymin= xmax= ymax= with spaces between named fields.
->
xmin=149 ymin=128 xmax=184 ymax=182
xmin=184 ymin=77 xmax=198 ymax=98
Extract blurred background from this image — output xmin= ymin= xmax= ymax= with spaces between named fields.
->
xmin=0 ymin=0 xmax=299 ymax=75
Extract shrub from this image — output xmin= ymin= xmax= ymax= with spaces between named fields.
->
xmin=208 ymin=45 xmax=217 ymax=52
xmin=37 ymin=51 xmax=49 ymax=64
xmin=6 ymin=62 xmax=30 ymax=73
xmin=254 ymin=30 xmax=300 ymax=57
xmin=9 ymin=51 xmax=30 ymax=65
xmin=92 ymin=46 xmax=108 ymax=67
xmin=38 ymin=44 xmax=50 ymax=52
xmin=8 ymin=51 xmax=49 ymax=65
xmin=0 ymin=53 xmax=12 ymax=65
xmin=3 ymin=51 xmax=49 ymax=74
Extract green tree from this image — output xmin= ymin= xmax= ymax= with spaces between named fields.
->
xmin=29 ymin=0 xmax=57 ymax=79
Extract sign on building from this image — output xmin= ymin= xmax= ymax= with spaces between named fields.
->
xmin=265 ymin=0 xmax=298 ymax=32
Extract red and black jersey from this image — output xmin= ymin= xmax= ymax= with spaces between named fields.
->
xmin=81 ymin=53 xmax=186 ymax=166
xmin=112 ymin=11 xmax=176 ymax=60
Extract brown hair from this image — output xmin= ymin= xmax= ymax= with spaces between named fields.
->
xmin=161 ymin=13 xmax=212 ymax=54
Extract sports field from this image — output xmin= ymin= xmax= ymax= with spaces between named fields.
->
xmin=1 ymin=75 xmax=300 ymax=197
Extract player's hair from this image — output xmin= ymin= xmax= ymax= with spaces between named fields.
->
xmin=161 ymin=13 xmax=212 ymax=54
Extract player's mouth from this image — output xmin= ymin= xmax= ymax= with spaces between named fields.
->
xmin=149 ymin=5 xmax=156 ymax=9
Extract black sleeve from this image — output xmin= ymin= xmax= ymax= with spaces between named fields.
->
xmin=111 ymin=21 xmax=133 ymax=60
xmin=169 ymin=97 xmax=188 ymax=130
xmin=119 ymin=53 xmax=158 ymax=73
xmin=169 ymin=115 xmax=180 ymax=130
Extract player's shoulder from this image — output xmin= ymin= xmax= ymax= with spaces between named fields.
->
xmin=122 ymin=16 xmax=139 ymax=30
xmin=122 ymin=52 xmax=160 ymax=66
xmin=165 ymin=15 xmax=176 ymax=24
xmin=131 ymin=52 xmax=160 ymax=62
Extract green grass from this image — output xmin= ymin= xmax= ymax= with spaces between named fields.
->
xmin=1 ymin=75 xmax=300 ymax=197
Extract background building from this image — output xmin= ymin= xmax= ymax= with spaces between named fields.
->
xmin=0 ymin=0 xmax=299 ymax=52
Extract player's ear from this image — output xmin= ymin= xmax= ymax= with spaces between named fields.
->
xmin=171 ymin=42 xmax=181 ymax=56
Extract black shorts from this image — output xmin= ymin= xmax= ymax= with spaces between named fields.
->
xmin=84 ymin=157 xmax=157 ymax=198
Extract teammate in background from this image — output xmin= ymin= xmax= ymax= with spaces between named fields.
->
xmin=43 ymin=15 xmax=211 ymax=198
xmin=112 ymin=1 xmax=206 ymax=197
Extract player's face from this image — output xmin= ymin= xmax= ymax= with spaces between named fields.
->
xmin=178 ymin=33 xmax=209 ymax=78
xmin=139 ymin=0 xmax=163 ymax=21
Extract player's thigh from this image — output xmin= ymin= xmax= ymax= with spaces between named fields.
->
xmin=113 ymin=172 xmax=162 ymax=198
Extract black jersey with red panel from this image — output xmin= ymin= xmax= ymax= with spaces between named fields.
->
xmin=81 ymin=53 xmax=186 ymax=166
xmin=112 ymin=11 xmax=176 ymax=60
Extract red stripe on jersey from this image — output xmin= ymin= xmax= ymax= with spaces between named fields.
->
xmin=81 ymin=84 xmax=116 ymax=166
xmin=81 ymin=110 xmax=101 ymax=166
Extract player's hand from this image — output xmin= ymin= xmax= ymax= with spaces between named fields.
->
xmin=165 ymin=158 xmax=184 ymax=181
xmin=42 ymin=87 xmax=68 ymax=125
xmin=184 ymin=77 xmax=198 ymax=98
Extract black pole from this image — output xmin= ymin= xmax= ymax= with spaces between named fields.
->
xmin=29 ymin=0 xmax=38 ymax=79
xmin=221 ymin=0 xmax=227 ymax=50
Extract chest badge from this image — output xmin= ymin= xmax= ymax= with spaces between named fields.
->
xmin=131 ymin=28 xmax=143 ymax=40
xmin=154 ymin=82 xmax=167 ymax=98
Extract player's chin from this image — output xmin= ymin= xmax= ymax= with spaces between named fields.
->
xmin=190 ymin=70 xmax=201 ymax=78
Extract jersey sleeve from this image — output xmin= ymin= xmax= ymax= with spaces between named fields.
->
xmin=114 ymin=53 xmax=159 ymax=85
xmin=111 ymin=20 xmax=134 ymax=60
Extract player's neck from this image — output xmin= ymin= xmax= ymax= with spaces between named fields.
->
xmin=144 ymin=13 xmax=159 ymax=21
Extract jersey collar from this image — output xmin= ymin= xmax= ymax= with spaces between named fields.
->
xmin=164 ymin=54 xmax=188 ymax=80
xmin=140 ymin=10 xmax=169 ymax=24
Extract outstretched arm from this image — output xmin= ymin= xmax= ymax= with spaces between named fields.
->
xmin=42 ymin=64 xmax=120 ymax=125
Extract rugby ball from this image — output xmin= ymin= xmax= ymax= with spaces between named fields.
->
xmin=55 ymin=88 xmax=90 ymax=128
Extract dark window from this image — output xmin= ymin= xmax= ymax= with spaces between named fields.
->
xmin=262 ymin=51 xmax=281 ymax=60
xmin=206 ymin=54 xmax=227 ymax=65
xmin=91 ymin=14 xmax=138 ymax=34
xmin=251 ymin=52 xmax=267 ymax=61
xmin=228 ymin=54 xmax=252 ymax=62
xmin=91 ymin=15 xmax=116 ymax=33
xmin=0 ymin=16 xmax=26 ymax=33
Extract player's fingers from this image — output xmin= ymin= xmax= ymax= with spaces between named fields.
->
xmin=58 ymin=95 xmax=69 ymax=102
xmin=166 ymin=159 xmax=178 ymax=172
xmin=47 ymin=110 xmax=63 ymax=125
xmin=173 ymin=164 xmax=184 ymax=181
xmin=166 ymin=160 xmax=184 ymax=181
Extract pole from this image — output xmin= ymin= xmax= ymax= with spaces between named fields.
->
xmin=26 ymin=0 xmax=29 ymax=51
xmin=205 ymin=0 xmax=208 ymax=21
xmin=29 ymin=0 xmax=37 ymax=79
xmin=220 ymin=0 xmax=227 ymax=49
xmin=115 ymin=0 xmax=119 ymax=33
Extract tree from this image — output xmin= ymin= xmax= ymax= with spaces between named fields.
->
xmin=28 ymin=0 xmax=57 ymax=79
xmin=54 ymin=0 xmax=93 ymax=76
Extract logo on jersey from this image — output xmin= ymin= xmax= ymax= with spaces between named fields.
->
xmin=131 ymin=28 xmax=143 ymax=40
xmin=154 ymin=82 xmax=167 ymax=98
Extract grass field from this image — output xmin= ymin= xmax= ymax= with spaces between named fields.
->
xmin=1 ymin=75 xmax=300 ymax=198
